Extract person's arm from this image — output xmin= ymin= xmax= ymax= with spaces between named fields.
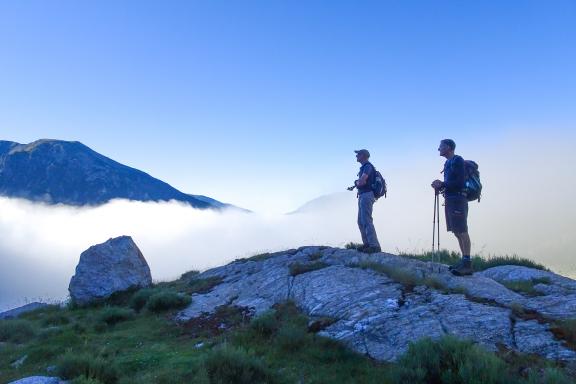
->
xmin=443 ymin=156 xmax=466 ymax=190
xmin=355 ymin=165 xmax=373 ymax=187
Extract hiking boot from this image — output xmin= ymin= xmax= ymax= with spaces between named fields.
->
xmin=451 ymin=259 xmax=473 ymax=276
xmin=363 ymin=246 xmax=382 ymax=254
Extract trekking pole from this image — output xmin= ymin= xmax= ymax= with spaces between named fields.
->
xmin=436 ymin=192 xmax=440 ymax=261
xmin=432 ymin=191 xmax=437 ymax=264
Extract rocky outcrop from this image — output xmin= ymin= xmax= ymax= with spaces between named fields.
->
xmin=68 ymin=236 xmax=152 ymax=305
xmin=8 ymin=377 xmax=67 ymax=384
xmin=0 ymin=303 xmax=49 ymax=320
xmin=176 ymin=247 xmax=576 ymax=362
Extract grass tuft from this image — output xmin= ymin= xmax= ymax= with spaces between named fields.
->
xmin=344 ymin=242 xmax=364 ymax=250
xmin=0 ymin=319 xmax=36 ymax=343
xmin=96 ymin=307 xmax=135 ymax=326
xmin=500 ymin=278 xmax=551 ymax=297
xmin=352 ymin=261 xmax=451 ymax=293
xmin=388 ymin=336 xmax=514 ymax=384
xmin=187 ymin=276 xmax=224 ymax=295
xmin=145 ymin=291 xmax=191 ymax=313
xmin=203 ymin=346 xmax=281 ymax=384
xmin=56 ymin=353 xmax=119 ymax=384
xmin=400 ymin=249 xmax=548 ymax=272
xmin=289 ymin=261 xmax=329 ymax=277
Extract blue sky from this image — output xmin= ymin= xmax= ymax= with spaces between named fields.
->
xmin=1 ymin=0 xmax=575 ymax=213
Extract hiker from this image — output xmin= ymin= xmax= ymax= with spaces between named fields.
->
xmin=431 ymin=139 xmax=473 ymax=276
xmin=348 ymin=149 xmax=381 ymax=253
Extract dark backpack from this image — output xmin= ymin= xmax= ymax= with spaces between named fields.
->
xmin=463 ymin=160 xmax=482 ymax=202
xmin=371 ymin=169 xmax=387 ymax=199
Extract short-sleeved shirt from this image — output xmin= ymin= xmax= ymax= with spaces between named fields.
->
xmin=443 ymin=155 xmax=466 ymax=198
xmin=357 ymin=162 xmax=375 ymax=194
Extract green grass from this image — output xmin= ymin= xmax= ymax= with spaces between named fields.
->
xmin=388 ymin=335 xmax=572 ymax=384
xmin=57 ymin=352 xmax=120 ymax=383
xmin=0 ymin=284 xmax=573 ymax=383
xmin=96 ymin=307 xmax=135 ymax=327
xmin=234 ymin=252 xmax=276 ymax=263
xmin=187 ymin=276 xmax=224 ymax=295
xmin=344 ymin=242 xmax=364 ymax=250
xmin=352 ymin=261 xmax=454 ymax=293
xmin=144 ymin=291 xmax=191 ymax=313
xmin=400 ymin=249 xmax=548 ymax=272
xmin=288 ymin=261 xmax=329 ymax=277
xmin=0 ymin=319 xmax=36 ymax=343
xmin=500 ymin=277 xmax=551 ymax=297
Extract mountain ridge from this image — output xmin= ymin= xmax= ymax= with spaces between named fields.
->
xmin=0 ymin=139 xmax=238 ymax=210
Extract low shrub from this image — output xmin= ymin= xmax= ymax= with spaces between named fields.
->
xmin=250 ymin=309 xmax=279 ymax=338
xmin=57 ymin=353 xmax=119 ymax=384
xmin=0 ymin=319 xmax=36 ymax=343
xmin=180 ymin=270 xmax=200 ymax=280
xmin=388 ymin=336 xmax=513 ymax=384
xmin=41 ymin=311 xmax=71 ymax=326
xmin=527 ymin=367 xmax=573 ymax=384
xmin=129 ymin=288 xmax=157 ymax=311
xmin=97 ymin=307 xmax=135 ymax=326
xmin=145 ymin=291 xmax=191 ymax=313
xmin=274 ymin=323 xmax=309 ymax=352
xmin=203 ymin=346 xmax=280 ymax=384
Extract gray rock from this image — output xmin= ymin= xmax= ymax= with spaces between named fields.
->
xmin=8 ymin=377 xmax=67 ymax=384
xmin=176 ymin=246 xmax=576 ymax=362
xmin=68 ymin=236 xmax=152 ymax=305
xmin=0 ymin=302 xmax=50 ymax=320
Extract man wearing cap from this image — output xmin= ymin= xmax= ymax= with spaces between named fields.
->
xmin=350 ymin=149 xmax=381 ymax=253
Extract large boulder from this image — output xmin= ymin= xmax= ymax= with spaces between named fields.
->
xmin=68 ymin=236 xmax=152 ymax=305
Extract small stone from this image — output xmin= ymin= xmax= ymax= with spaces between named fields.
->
xmin=11 ymin=355 xmax=28 ymax=368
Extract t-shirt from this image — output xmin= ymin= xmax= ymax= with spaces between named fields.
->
xmin=443 ymin=155 xmax=466 ymax=198
xmin=357 ymin=162 xmax=375 ymax=194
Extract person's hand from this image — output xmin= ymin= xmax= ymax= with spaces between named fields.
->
xmin=431 ymin=180 xmax=443 ymax=190
xmin=347 ymin=186 xmax=355 ymax=191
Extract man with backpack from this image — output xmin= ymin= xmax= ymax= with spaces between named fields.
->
xmin=431 ymin=139 xmax=473 ymax=276
xmin=348 ymin=149 xmax=381 ymax=253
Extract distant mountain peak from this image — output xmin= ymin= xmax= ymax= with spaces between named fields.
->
xmin=0 ymin=139 xmax=239 ymax=210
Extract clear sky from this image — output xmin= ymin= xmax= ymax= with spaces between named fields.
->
xmin=1 ymin=0 xmax=575 ymax=213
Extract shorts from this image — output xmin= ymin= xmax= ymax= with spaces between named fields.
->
xmin=445 ymin=197 xmax=468 ymax=234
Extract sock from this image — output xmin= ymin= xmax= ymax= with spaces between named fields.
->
xmin=463 ymin=255 xmax=471 ymax=261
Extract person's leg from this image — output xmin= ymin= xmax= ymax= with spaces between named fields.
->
xmin=458 ymin=232 xmax=471 ymax=257
xmin=360 ymin=193 xmax=380 ymax=249
xmin=449 ymin=198 xmax=472 ymax=275
xmin=357 ymin=197 xmax=369 ymax=246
